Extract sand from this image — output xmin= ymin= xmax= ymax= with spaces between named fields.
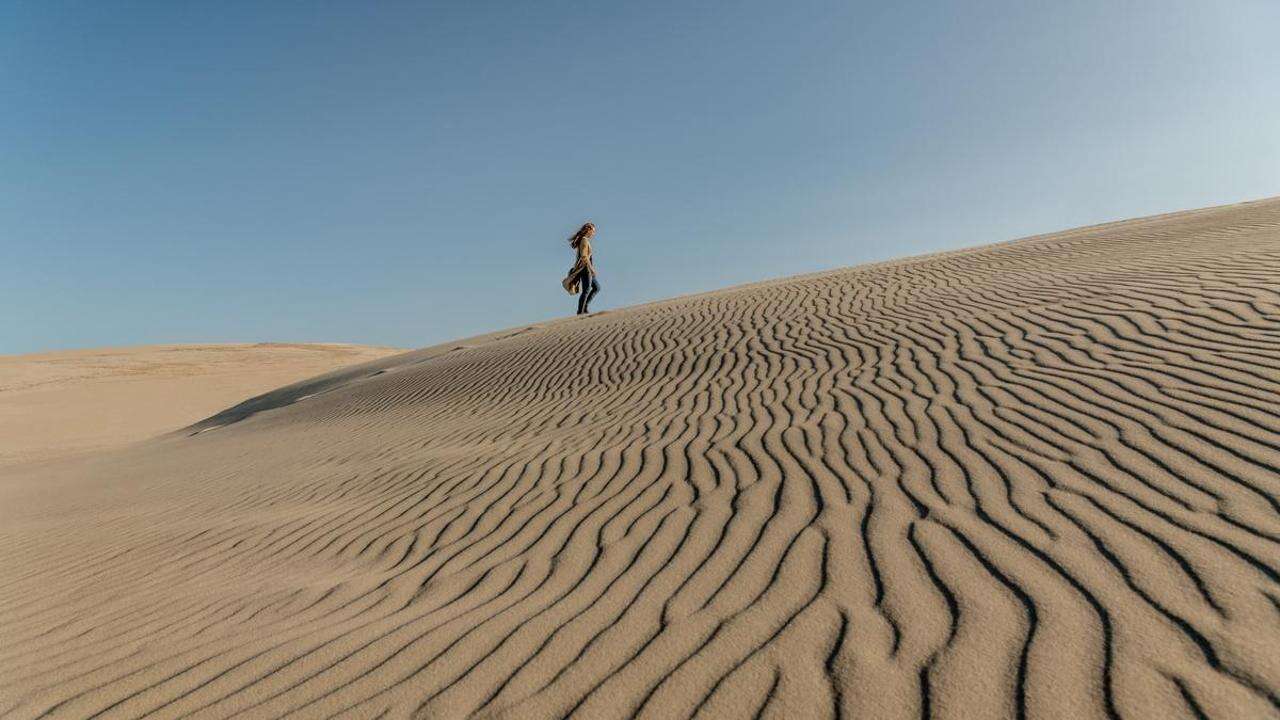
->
xmin=2 ymin=199 xmax=1279 ymax=719
xmin=0 ymin=344 xmax=402 ymax=467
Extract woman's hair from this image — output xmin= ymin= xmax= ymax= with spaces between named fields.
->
xmin=569 ymin=222 xmax=596 ymax=248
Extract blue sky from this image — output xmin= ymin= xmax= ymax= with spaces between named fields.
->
xmin=4 ymin=1 xmax=1278 ymax=354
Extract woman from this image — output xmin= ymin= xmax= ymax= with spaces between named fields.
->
xmin=562 ymin=222 xmax=601 ymax=315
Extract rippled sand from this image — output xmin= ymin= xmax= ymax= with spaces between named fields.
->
xmin=3 ymin=200 xmax=1279 ymax=719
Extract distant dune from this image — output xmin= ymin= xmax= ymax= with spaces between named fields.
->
xmin=3 ymin=200 xmax=1280 ymax=719
xmin=0 ymin=343 xmax=402 ymax=466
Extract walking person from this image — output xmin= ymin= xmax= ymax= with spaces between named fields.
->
xmin=562 ymin=222 xmax=601 ymax=315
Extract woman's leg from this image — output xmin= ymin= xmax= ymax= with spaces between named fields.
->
xmin=577 ymin=273 xmax=591 ymax=315
xmin=581 ymin=272 xmax=599 ymax=312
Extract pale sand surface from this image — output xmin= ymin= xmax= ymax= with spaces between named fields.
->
xmin=0 ymin=344 xmax=402 ymax=467
xmin=3 ymin=199 xmax=1280 ymax=718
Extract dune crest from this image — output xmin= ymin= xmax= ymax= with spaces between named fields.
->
xmin=3 ymin=200 xmax=1280 ymax=719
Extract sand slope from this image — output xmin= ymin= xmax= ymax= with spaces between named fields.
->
xmin=0 ymin=344 xmax=403 ymax=467
xmin=3 ymin=200 xmax=1280 ymax=719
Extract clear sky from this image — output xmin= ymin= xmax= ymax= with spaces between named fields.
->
xmin=4 ymin=1 xmax=1278 ymax=354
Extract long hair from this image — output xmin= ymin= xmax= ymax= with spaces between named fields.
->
xmin=569 ymin=222 xmax=595 ymax=249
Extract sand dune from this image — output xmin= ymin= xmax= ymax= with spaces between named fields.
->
xmin=3 ymin=200 xmax=1280 ymax=719
xmin=0 ymin=344 xmax=403 ymax=467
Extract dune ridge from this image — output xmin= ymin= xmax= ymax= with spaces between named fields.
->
xmin=3 ymin=199 xmax=1280 ymax=718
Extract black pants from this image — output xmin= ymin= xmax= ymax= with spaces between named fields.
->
xmin=576 ymin=271 xmax=600 ymax=315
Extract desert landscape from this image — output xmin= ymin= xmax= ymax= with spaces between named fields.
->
xmin=0 ymin=343 xmax=402 ymax=467
xmin=2 ymin=199 xmax=1279 ymax=719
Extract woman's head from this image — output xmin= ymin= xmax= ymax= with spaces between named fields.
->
xmin=570 ymin=222 xmax=596 ymax=247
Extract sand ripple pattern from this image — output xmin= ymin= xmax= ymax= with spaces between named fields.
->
xmin=3 ymin=200 xmax=1280 ymax=719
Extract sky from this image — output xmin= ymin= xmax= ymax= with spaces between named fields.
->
xmin=3 ymin=1 xmax=1278 ymax=354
